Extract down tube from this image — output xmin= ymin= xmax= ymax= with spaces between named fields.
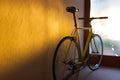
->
xmin=82 ymin=32 xmax=92 ymax=59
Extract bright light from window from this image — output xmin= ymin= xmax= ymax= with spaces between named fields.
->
xmin=91 ymin=0 xmax=120 ymax=56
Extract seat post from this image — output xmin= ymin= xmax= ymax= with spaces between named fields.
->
xmin=73 ymin=12 xmax=77 ymax=28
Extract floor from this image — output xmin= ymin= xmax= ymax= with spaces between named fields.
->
xmin=78 ymin=66 xmax=120 ymax=80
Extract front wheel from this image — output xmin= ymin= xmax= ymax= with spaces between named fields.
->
xmin=87 ymin=34 xmax=103 ymax=71
xmin=52 ymin=36 xmax=80 ymax=80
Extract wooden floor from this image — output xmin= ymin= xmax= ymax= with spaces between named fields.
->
xmin=78 ymin=66 xmax=120 ymax=80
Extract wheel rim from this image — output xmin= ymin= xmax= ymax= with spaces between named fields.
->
xmin=53 ymin=37 xmax=79 ymax=80
xmin=88 ymin=34 xmax=103 ymax=70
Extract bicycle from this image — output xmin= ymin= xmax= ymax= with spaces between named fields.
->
xmin=52 ymin=6 xmax=108 ymax=80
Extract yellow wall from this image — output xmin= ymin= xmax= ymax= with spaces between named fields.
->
xmin=0 ymin=0 xmax=73 ymax=79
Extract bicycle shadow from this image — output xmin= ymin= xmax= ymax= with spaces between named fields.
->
xmin=62 ymin=66 xmax=88 ymax=80
xmin=78 ymin=67 xmax=100 ymax=80
xmin=62 ymin=71 xmax=79 ymax=80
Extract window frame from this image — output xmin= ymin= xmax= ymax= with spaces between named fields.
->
xmin=84 ymin=0 xmax=120 ymax=68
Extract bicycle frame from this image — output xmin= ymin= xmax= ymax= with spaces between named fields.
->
xmin=68 ymin=9 xmax=92 ymax=61
xmin=66 ymin=6 xmax=107 ymax=64
xmin=71 ymin=25 xmax=94 ymax=61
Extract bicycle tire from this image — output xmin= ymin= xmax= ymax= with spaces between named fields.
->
xmin=52 ymin=36 xmax=80 ymax=80
xmin=87 ymin=34 xmax=103 ymax=71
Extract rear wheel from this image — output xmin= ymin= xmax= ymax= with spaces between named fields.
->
xmin=52 ymin=36 xmax=80 ymax=80
xmin=87 ymin=34 xmax=103 ymax=70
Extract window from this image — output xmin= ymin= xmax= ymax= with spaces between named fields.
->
xmin=91 ymin=0 xmax=120 ymax=56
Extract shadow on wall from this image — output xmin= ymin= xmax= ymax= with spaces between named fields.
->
xmin=0 ymin=47 xmax=53 ymax=80
xmin=0 ymin=0 xmax=73 ymax=80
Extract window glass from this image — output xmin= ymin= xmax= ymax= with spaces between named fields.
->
xmin=91 ymin=0 xmax=120 ymax=56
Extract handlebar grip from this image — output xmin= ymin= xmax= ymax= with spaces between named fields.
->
xmin=66 ymin=6 xmax=79 ymax=13
xmin=97 ymin=17 xmax=108 ymax=19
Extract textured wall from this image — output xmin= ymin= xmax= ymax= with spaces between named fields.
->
xmin=0 ymin=0 xmax=84 ymax=80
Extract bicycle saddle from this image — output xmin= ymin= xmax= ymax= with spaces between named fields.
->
xmin=66 ymin=6 xmax=79 ymax=13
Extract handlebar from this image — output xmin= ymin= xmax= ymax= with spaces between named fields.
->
xmin=78 ymin=17 xmax=108 ymax=21
xmin=66 ymin=6 xmax=108 ymax=27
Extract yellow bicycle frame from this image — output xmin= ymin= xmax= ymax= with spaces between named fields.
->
xmin=71 ymin=26 xmax=94 ymax=63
